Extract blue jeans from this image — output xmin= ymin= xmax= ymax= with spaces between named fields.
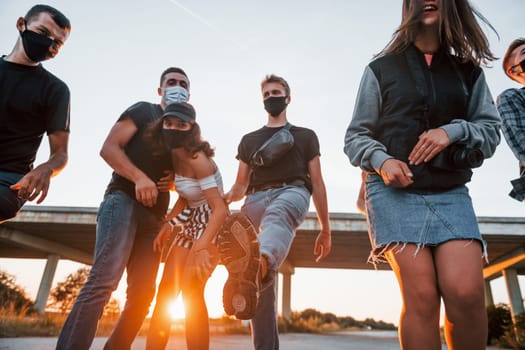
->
xmin=241 ymin=185 xmax=310 ymax=350
xmin=0 ymin=171 xmax=25 ymax=222
xmin=56 ymin=191 xmax=162 ymax=350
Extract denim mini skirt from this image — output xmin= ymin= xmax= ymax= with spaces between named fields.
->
xmin=365 ymin=173 xmax=486 ymax=265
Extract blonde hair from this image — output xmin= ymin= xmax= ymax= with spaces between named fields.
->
xmin=261 ymin=74 xmax=291 ymax=97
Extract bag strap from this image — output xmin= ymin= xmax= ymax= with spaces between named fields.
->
xmin=250 ymin=122 xmax=293 ymax=169
xmin=255 ymin=122 xmax=292 ymax=153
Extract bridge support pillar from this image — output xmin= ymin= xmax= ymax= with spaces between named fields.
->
xmin=34 ymin=254 xmax=59 ymax=314
xmin=484 ymin=280 xmax=494 ymax=307
xmin=503 ymin=268 xmax=524 ymax=320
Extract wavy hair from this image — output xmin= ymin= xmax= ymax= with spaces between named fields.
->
xmin=378 ymin=0 xmax=497 ymax=64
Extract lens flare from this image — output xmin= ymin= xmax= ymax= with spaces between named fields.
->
xmin=168 ymin=297 xmax=186 ymax=320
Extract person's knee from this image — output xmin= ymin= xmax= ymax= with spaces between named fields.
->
xmin=266 ymin=205 xmax=303 ymax=229
xmin=121 ymin=291 xmax=154 ymax=320
xmin=130 ymin=284 xmax=157 ymax=306
xmin=0 ymin=194 xmax=23 ymax=222
xmin=0 ymin=208 xmax=19 ymax=222
xmin=443 ymin=283 xmax=485 ymax=311
xmin=181 ymin=287 xmax=205 ymax=311
xmin=261 ymin=191 xmax=307 ymax=225
xmin=406 ymin=284 xmax=441 ymax=317
xmin=154 ymin=282 xmax=175 ymax=306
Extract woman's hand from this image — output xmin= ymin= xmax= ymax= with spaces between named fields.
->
xmin=157 ymin=171 xmax=175 ymax=192
xmin=408 ymin=128 xmax=451 ymax=166
xmin=188 ymin=243 xmax=219 ymax=281
xmin=379 ymin=159 xmax=414 ymax=188
xmin=153 ymin=222 xmax=173 ymax=253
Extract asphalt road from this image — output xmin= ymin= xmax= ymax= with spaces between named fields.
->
xmin=0 ymin=331 xmax=507 ymax=350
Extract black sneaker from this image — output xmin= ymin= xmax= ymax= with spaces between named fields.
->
xmin=218 ymin=212 xmax=260 ymax=320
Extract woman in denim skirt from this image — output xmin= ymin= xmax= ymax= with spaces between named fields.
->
xmin=344 ymin=0 xmax=501 ymax=349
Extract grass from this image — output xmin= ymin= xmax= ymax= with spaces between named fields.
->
xmin=0 ymin=304 xmax=123 ymax=338
xmin=0 ymin=305 xmax=61 ymax=337
xmin=0 ymin=305 xmax=394 ymax=339
xmin=0 ymin=305 xmax=249 ymax=338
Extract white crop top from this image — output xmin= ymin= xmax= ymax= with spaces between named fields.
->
xmin=174 ymin=169 xmax=224 ymax=207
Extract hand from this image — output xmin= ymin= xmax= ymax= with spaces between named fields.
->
xmin=10 ymin=164 xmax=53 ymax=204
xmin=153 ymin=222 xmax=173 ymax=253
xmin=189 ymin=244 xmax=218 ymax=281
xmin=135 ymin=176 xmax=158 ymax=207
xmin=356 ymin=171 xmax=367 ymax=215
xmin=408 ymin=128 xmax=451 ymax=166
xmin=314 ymin=230 xmax=331 ymax=262
xmin=157 ymin=171 xmax=174 ymax=192
xmin=379 ymin=159 xmax=414 ymax=188
xmin=223 ymin=183 xmax=247 ymax=204
xmin=223 ymin=191 xmax=234 ymax=204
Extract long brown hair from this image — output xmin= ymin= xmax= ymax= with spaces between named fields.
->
xmin=144 ymin=117 xmax=215 ymax=171
xmin=378 ymin=0 xmax=497 ymax=64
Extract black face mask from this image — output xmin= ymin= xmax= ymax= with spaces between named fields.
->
xmin=510 ymin=58 xmax=525 ymax=75
xmin=162 ymin=128 xmax=192 ymax=150
xmin=519 ymin=59 xmax=525 ymax=72
xmin=263 ymin=96 xmax=288 ymax=117
xmin=20 ymin=23 xmax=54 ymax=62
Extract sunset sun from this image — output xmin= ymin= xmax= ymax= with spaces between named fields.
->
xmin=168 ymin=297 xmax=186 ymax=320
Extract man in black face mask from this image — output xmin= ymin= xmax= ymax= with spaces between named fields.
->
xmin=221 ymin=74 xmax=332 ymax=350
xmin=0 ymin=4 xmax=71 ymax=222
xmin=497 ymin=38 xmax=525 ymax=203
xmin=56 ymin=67 xmax=190 ymax=350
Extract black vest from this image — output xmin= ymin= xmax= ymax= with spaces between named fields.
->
xmin=370 ymin=45 xmax=481 ymax=191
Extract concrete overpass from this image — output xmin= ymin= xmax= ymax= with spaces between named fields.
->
xmin=1 ymin=206 xmax=524 ymax=320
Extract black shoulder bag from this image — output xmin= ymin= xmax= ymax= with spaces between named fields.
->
xmin=250 ymin=123 xmax=294 ymax=168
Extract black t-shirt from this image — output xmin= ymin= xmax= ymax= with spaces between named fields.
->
xmin=237 ymin=124 xmax=320 ymax=193
xmin=0 ymin=57 xmax=70 ymax=174
xmin=105 ymin=101 xmax=171 ymax=216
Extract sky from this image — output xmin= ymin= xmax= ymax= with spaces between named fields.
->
xmin=0 ymin=0 xmax=524 ymax=325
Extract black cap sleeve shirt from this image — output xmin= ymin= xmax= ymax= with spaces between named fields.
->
xmin=0 ymin=58 xmax=70 ymax=174
xmin=105 ymin=101 xmax=171 ymax=216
